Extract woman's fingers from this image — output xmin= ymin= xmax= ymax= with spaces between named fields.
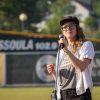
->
xmin=47 ymin=64 xmax=54 ymax=74
xmin=58 ymin=38 xmax=64 ymax=44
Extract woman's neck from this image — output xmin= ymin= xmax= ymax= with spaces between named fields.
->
xmin=67 ymin=38 xmax=75 ymax=46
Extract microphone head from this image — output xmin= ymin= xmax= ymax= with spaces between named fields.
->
xmin=59 ymin=34 xmax=64 ymax=39
xmin=58 ymin=34 xmax=65 ymax=49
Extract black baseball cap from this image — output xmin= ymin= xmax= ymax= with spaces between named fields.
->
xmin=60 ymin=16 xmax=79 ymax=26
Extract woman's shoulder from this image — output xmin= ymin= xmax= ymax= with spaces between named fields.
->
xmin=82 ymin=40 xmax=93 ymax=47
xmin=79 ymin=41 xmax=94 ymax=52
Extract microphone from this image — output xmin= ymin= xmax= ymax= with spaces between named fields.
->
xmin=59 ymin=34 xmax=65 ymax=49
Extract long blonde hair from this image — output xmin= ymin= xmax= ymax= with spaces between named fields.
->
xmin=72 ymin=25 xmax=86 ymax=53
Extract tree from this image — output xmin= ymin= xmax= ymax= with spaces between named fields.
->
xmin=93 ymin=0 xmax=100 ymax=17
xmin=84 ymin=16 xmax=98 ymax=31
xmin=0 ymin=0 xmax=55 ymax=31
xmin=41 ymin=0 xmax=75 ymax=34
xmin=0 ymin=0 xmax=99 ymax=34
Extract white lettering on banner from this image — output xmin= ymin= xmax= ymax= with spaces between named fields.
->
xmin=35 ymin=42 xmax=57 ymax=50
xmin=51 ymin=42 xmax=58 ymax=50
xmin=0 ymin=40 xmax=33 ymax=51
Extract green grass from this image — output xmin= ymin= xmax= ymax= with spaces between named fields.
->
xmin=0 ymin=87 xmax=53 ymax=100
xmin=0 ymin=86 xmax=99 ymax=100
xmin=92 ymin=86 xmax=100 ymax=100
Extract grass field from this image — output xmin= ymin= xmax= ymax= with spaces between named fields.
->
xmin=0 ymin=86 xmax=99 ymax=100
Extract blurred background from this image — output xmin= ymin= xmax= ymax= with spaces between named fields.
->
xmin=0 ymin=0 xmax=100 ymax=100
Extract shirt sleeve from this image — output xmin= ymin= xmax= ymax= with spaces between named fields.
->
xmin=80 ymin=41 xmax=95 ymax=60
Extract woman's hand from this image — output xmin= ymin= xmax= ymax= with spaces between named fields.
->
xmin=58 ymin=38 xmax=67 ymax=49
xmin=47 ymin=64 xmax=55 ymax=75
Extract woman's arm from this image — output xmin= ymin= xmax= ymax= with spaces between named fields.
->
xmin=63 ymin=49 xmax=91 ymax=71
xmin=52 ymin=70 xmax=56 ymax=81
xmin=47 ymin=64 xmax=56 ymax=81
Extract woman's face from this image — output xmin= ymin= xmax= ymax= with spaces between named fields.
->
xmin=61 ymin=22 xmax=77 ymax=40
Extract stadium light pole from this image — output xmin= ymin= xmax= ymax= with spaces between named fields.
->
xmin=19 ymin=13 xmax=28 ymax=31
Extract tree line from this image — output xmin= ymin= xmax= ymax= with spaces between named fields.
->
xmin=0 ymin=0 xmax=100 ymax=36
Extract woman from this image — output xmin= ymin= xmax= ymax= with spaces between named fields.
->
xmin=47 ymin=16 xmax=95 ymax=100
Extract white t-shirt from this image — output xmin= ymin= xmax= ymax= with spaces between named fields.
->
xmin=76 ymin=41 xmax=95 ymax=95
xmin=56 ymin=41 xmax=95 ymax=97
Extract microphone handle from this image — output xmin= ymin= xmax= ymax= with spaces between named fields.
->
xmin=59 ymin=43 xmax=65 ymax=49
